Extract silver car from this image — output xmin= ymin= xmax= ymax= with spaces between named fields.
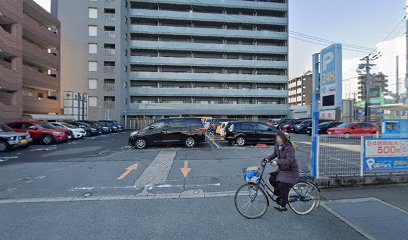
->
xmin=0 ymin=124 xmax=32 ymax=152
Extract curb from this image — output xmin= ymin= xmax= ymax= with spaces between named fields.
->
xmin=316 ymin=174 xmax=408 ymax=188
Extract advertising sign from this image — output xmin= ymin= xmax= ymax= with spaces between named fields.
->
xmin=363 ymin=138 xmax=408 ymax=172
xmin=320 ymin=44 xmax=342 ymax=110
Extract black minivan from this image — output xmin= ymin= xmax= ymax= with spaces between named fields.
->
xmin=224 ymin=121 xmax=277 ymax=146
xmin=128 ymin=118 xmax=206 ymax=149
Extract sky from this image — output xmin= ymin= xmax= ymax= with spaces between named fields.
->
xmin=35 ymin=0 xmax=407 ymax=97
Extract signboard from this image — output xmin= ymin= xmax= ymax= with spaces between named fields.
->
xmin=363 ymin=138 xmax=408 ymax=172
xmin=320 ymin=44 xmax=342 ymax=110
xmin=319 ymin=110 xmax=336 ymax=120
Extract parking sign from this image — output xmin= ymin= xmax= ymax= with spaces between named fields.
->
xmin=320 ymin=44 xmax=342 ymax=110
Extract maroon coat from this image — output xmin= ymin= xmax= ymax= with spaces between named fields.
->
xmin=266 ymin=143 xmax=299 ymax=185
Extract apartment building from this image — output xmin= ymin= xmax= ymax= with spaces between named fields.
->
xmin=288 ymin=72 xmax=312 ymax=106
xmin=0 ymin=0 xmax=61 ymax=123
xmin=357 ymin=72 xmax=389 ymax=102
xmin=52 ymin=0 xmax=289 ymax=125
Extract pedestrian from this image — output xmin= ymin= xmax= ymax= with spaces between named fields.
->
xmin=264 ymin=131 xmax=299 ymax=212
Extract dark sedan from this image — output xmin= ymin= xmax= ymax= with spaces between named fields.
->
xmin=307 ymin=121 xmax=343 ymax=135
xmin=224 ymin=121 xmax=277 ymax=146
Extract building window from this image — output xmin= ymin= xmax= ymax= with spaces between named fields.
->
xmin=89 ymin=96 xmax=98 ymax=107
xmin=88 ymin=61 xmax=98 ymax=72
xmin=88 ymin=25 xmax=98 ymax=36
xmin=88 ymin=79 xmax=98 ymax=89
xmin=88 ymin=43 xmax=97 ymax=54
xmin=89 ymin=8 xmax=98 ymax=19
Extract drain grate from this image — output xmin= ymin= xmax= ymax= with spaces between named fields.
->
xmin=324 ymin=198 xmax=408 ymax=240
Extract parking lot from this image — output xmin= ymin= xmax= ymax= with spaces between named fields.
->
xmin=1 ymin=131 xmax=407 ymax=240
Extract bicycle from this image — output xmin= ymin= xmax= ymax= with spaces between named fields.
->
xmin=234 ymin=160 xmax=320 ymax=219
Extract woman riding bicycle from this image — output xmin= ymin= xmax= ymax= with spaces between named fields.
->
xmin=264 ymin=131 xmax=299 ymax=212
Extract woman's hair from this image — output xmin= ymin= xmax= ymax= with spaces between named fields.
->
xmin=276 ymin=131 xmax=296 ymax=151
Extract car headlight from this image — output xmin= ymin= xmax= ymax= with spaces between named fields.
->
xmin=7 ymin=136 xmax=16 ymax=141
xmin=55 ymin=131 xmax=63 ymax=135
xmin=130 ymin=131 xmax=139 ymax=137
xmin=90 ymin=128 xmax=96 ymax=131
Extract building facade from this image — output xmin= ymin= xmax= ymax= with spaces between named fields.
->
xmin=288 ymin=72 xmax=312 ymax=106
xmin=52 ymin=0 xmax=289 ymax=125
xmin=357 ymin=72 xmax=389 ymax=102
xmin=0 ymin=0 xmax=61 ymax=122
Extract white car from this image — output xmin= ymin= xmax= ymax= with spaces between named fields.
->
xmin=50 ymin=122 xmax=86 ymax=139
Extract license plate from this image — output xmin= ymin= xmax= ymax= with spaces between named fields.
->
xmin=68 ymin=136 xmax=72 ymax=139
xmin=21 ymin=139 xmax=27 ymax=144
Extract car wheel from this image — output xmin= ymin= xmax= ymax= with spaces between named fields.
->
xmin=185 ymin=136 xmax=196 ymax=148
xmin=41 ymin=135 xmax=54 ymax=145
xmin=236 ymin=136 xmax=246 ymax=146
xmin=0 ymin=141 xmax=8 ymax=152
xmin=344 ymin=133 xmax=350 ymax=139
xmin=134 ymin=138 xmax=147 ymax=149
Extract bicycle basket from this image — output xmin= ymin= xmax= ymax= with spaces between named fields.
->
xmin=243 ymin=166 xmax=260 ymax=184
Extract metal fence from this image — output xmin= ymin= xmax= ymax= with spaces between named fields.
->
xmin=317 ymin=135 xmax=363 ymax=177
xmin=317 ymin=134 xmax=408 ymax=178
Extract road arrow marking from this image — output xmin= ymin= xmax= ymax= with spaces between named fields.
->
xmin=180 ymin=161 xmax=191 ymax=178
xmin=117 ymin=163 xmax=139 ymax=180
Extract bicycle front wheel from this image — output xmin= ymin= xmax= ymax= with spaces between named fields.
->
xmin=288 ymin=182 xmax=319 ymax=215
xmin=234 ymin=183 xmax=269 ymax=219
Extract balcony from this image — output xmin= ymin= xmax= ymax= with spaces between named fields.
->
xmin=104 ymin=32 xmax=116 ymax=40
xmin=0 ymin=25 xmax=20 ymax=57
xmin=104 ymin=101 xmax=115 ymax=109
xmin=103 ymin=66 xmax=115 ymax=74
xmin=128 ymin=103 xmax=289 ymax=116
xmin=129 ymin=25 xmax=287 ymax=41
xmin=0 ymin=63 xmax=20 ymax=91
xmin=23 ymin=95 xmax=60 ymax=114
xmin=22 ymin=39 xmax=59 ymax=69
xmin=130 ymin=56 xmax=288 ymax=69
xmin=104 ymin=14 xmax=116 ymax=22
xmin=129 ymin=87 xmax=287 ymax=98
xmin=129 ymin=72 xmax=288 ymax=84
xmin=22 ymin=14 xmax=60 ymax=48
xmin=130 ymin=40 xmax=287 ymax=55
xmin=104 ymin=49 xmax=116 ymax=56
xmin=130 ymin=0 xmax=287 ymax=11
xmin=129 ymin=9 xmax=288 ymax=26
xmin=22 ymin=66 xmax=59 ymax=91
xmin=0 ymin=0 xmax=20 ymax=23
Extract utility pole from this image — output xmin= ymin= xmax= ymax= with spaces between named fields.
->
xmin=358 ymin=55 xmax=377 ymax=122
xmin=405 ymin=0 xmax=408 ymax=95
xmin=397 ymin=56 xmax=400 ymax=104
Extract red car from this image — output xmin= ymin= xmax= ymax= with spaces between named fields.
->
xmin=327 ymin=122 xmax=377 ymax=138
xmin=6 ymin=121 xmax=73 ymax=145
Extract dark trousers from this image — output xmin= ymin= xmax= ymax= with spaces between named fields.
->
xmin=269 ymin=173 xmax=291 ymax=207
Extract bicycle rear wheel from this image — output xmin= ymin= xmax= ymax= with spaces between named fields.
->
xmin=234 ymin=183 xmax=269 ymax=219
xmin=288 ymin=182 xmax=318 ymax=215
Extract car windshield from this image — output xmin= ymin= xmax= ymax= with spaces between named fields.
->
xmin=62 ymin=123 xmax=78 ymax=129
xmin=0 ymin=124 xmax=13 ymax=132
xmin=38 ymin=123 xmax=58 ymax=129
xmin=319 ymin=122 xmax=331 ymax=127
xmin=337 ymin=123 xmax=353 ymax=128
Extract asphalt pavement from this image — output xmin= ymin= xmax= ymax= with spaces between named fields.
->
xmin=0 ymin=131 xmax=407 ymax=239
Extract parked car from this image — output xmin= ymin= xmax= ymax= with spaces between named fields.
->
xmin=129 ymin=118 xmax=206 ymax=149
xmin=305 ymin=120 xmax=333 ymax=135
xmin=0 ymin=124 xmax=32 ymax=152
xmin=274 ymin=119 xmax=291 ymax=129
xmin=65 ymin=121 xmax=99 ymax=136
xmin=327 ymin=122 xmax=377 ymax=138
xmin=99 ymin=120 xmax=124 ymax=132
xmin=6 ymin=121 xmax=72 ymax=145
xmin=281 ymin=119 xmax=308 ymax=132
xmin=224 ymin=121 xmax=277 ymax=146
xmin=316 ymin=121 xmax=343 ymax=134
xmin=292 ymin=120 xmax=312 ymax=134
xmin=49 ymin=122 xmax=86 ymax=139
xmin=79 ymin=121 xmax=109 ymax=134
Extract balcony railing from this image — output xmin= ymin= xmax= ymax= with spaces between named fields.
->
xmin=104 ymin=14 xmax=116 ymax=22
xmin=103 ymin=66 xmax=115 ymax=73
xmin=105 ymin=32 xmax=116 ymax=39
xmin=104 ymin=84 xmax=115 ymax=91
xmin=104 ymin=101 xmax=115 ymax=109
xmin=104 ymin=49 xmax=116 ymax=56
